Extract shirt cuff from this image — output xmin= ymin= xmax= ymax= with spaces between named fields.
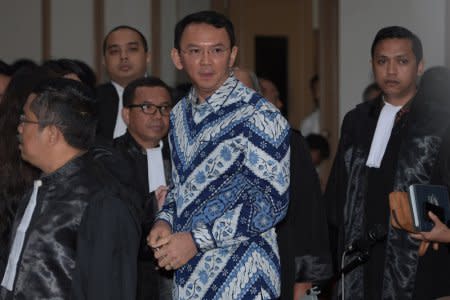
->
xmin=191 ymin=224 xmax=216 ymax=251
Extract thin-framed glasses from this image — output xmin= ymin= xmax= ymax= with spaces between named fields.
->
xmin=126 ymin=103 xmax=172 ymax=116
xmin=19 ymin=114 xmax=43 ymax=125
xmin=180 ymin=46 xmax=230 ymax=59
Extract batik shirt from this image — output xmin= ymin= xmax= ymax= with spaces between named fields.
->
xmin=157 ymin=76 xmax=290 ymax=299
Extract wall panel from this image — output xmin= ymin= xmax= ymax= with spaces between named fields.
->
xmin=51 ymin=0 xmax=94 ymax=67
xmin=0 ymin=1 xmax=42 ymax=63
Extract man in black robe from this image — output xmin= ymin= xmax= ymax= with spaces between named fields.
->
xmin=114 ymin=76 xmax=173 ymax=300
xmin=326 ymin=26 xmax=450 ymax=299
xmin=0 ymin=78 xmax=140 ymax=299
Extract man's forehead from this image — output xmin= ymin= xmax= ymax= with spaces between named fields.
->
xmin=106 ymin=29 xmax=142 ymax=46
xmin=180 ymin=23 xmax=230 ymax=46
xmin=134 ymin=86 xmax=170 ymax=100
xmin=373 ymin=38 xmax=414 ymax=56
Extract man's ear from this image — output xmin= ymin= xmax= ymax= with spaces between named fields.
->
xmin=46 ymin=125 xmax=61 ymax=145
xmin=146 ymin=51 xmax=151 ymax=64
xmin=171 ymin=48 xmax=183 ymax=70
xmin=228 ymin=46 xmax=238 ymax=68
xmin=122 ymin=107 xmax=130 ymax=126
xmin=417 ymin=60 xmax=424 ymax=76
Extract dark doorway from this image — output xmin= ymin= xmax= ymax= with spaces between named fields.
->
xmin=255 ymin=36 xmax=288 ymax=116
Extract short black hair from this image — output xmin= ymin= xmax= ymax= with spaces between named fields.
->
xmin=123 ymin=76 xmax=172 ymax=107
xmin=30 ymin=78 xmax=97 ymax=150
xmin=306 ymin=134 xmax=330 ymax=160
xmin=0 ymin=60 xmax=12 ymax=76
xmin=174 ymin=10 xmax=235 ymax=50
xmin=419 ymin=66 xmax=450 ymax=109
xmin=371 ymin=26 xmax=423 ymax=63
xmin=72 ymin=60 xmax=97 ymax=91
xmin=10 ymin=59 xmax=38 ymax=74
xmin=42 ymin=59 xmax=97 ymax=91
xmin=173 ymin=82 xmax=192 ymax=104
xmin=103 ymin=25 xmax=148 ymax=55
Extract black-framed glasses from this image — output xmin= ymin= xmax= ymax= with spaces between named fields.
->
xmin=126 ymin=103 xmax=172 ymax=116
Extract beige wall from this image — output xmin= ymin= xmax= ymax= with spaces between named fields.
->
xmin=51 ymin=0 xmax=94 ymax=66
xmin=0 ymin=1 xmax=42 ymax=64
xmin=229 ymin=0 xmax=314 ymax=128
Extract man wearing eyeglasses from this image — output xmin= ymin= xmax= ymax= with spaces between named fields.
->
xmin=148 ymin=11 xmax=290 ymax=299
xmin=1 ymin=78 xmax=140 ymax=299
xmin=113 ymin=76 xmax=173 ymax=300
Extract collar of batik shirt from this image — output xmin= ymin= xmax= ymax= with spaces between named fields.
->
xmin=187 ymin=75 xmax=240 ymax=114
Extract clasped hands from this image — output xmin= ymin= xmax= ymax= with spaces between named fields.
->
xmin=147 ymin=220 xmax=198 ymax=271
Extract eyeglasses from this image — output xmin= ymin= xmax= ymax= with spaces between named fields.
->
xmin=126 ymin=103 xmax=172 ymax=116
xmin=180 ymin=46 xmax=230 ymax=59
xmin=19 ymin=114 xmax=42 ymax=125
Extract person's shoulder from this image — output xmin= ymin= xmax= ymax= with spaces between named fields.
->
xmin=342 ymin=98 xmax=377 ymax=126
xmin=89 ymin=143 xmax=136 ymax=185
xmin=251 ymin=95 xmax=287 ymax=122
xmin=96 ymin=82 xmax=114 ymax=91
xmin=82 ymin=159 xmax=140 ymax=222
xmin=95 ymin=82 xmax=117 ymax=102
xmin=112 ymin=133 xmax=133 ymax=151
xmin=237 ymin=84 xmax=262 ymax=105
xmin=170 ymin=96 xmax=188 ymax=117
xmin=245 ymin=96 xmax=290 ymax=141
xmin=81 ymin=184 xmax=140 ymax=232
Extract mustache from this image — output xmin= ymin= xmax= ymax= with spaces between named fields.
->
xmin=17 ymin=134 xmax=23 ymax=144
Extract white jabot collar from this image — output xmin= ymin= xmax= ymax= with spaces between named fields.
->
xmin=366 ymin=101 xmax=402 ymax=168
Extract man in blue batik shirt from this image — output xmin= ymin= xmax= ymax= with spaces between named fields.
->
xmin=148 ymin=11 xmax=290 ymax=299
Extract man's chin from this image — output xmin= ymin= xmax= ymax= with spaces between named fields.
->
xmin=382 ymin=88 xmax=402 ymax=98
xmin=147 ymin=133 xmax=165 ymax=142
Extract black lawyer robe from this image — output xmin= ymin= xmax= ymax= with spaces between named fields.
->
xmin=277 ymin=129 xmax=333 ymax=299
xmin=325 ymin=92 xmax=450 ymax=299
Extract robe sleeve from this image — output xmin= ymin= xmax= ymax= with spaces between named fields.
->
xmin=156 ymin=139 xmax=178 ymax=228
xmin=70 ymin=191 xmax=141 ymax=300
xmin=277 ymin=129 xmax=332 ymax=298
xmin=156 ymin=186 xmax=176 ymax=228
xmin=324 ymin=111 xmax=356 ymax=272
xmin=432 ymin=126 xmax=450 ymax=189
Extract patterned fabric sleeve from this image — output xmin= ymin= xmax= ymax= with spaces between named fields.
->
xmin=156 ymin=190 xmax=175 ymax=227
xmin=191 ymin=102 xmax=291 ymax=251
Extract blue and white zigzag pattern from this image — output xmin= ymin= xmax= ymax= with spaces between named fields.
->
xmin=158 ymin=76 xmax=290 ymax=299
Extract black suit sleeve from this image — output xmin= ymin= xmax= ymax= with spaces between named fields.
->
xmin=277 ymin=129 xmax=333 ymax=299
xmin=70 ymin=192 xmax=141 ymax=300
xmin=323 ymin=111 xmax=356 ymax=273
xmin=95 ymin=83 xmax=119 ymax=141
